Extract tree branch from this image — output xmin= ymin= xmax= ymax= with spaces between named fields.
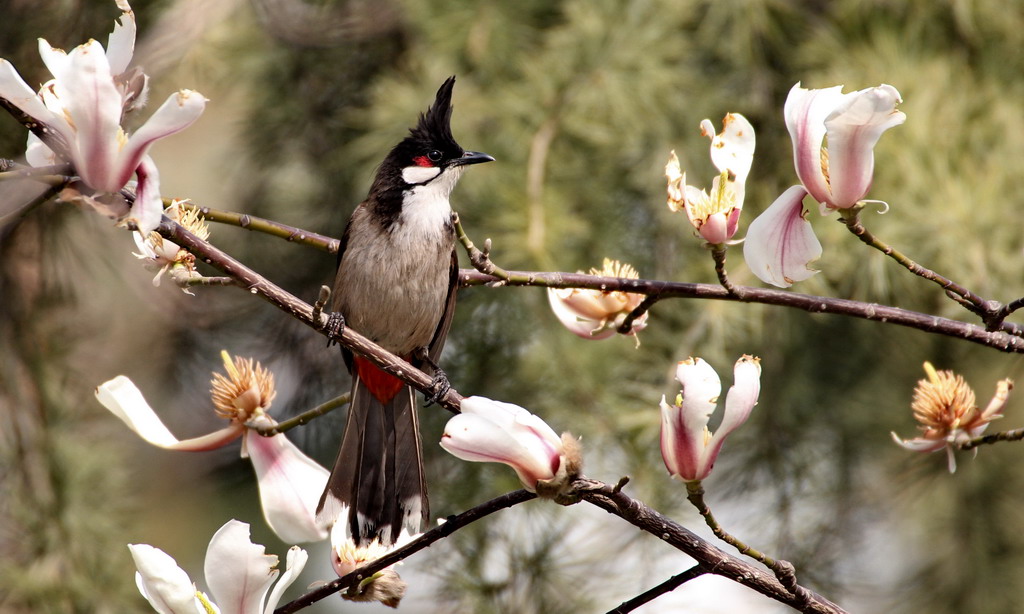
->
xmin=575 ymin=478 xmax=847 ymax=614
xmin=274 ymin=489 xmax=538 ymax=613
xmin=460 ymin=270 xmax=1024 ymax=354
xmin=605 ymin=565 xmax=706 ymax=614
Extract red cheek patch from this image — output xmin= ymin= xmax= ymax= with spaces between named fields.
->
xmin=413 ymin=155 xmax=433 ymax=167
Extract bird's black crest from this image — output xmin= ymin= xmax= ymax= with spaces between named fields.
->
xmin=408 ymin=76 xmax=460 ymax=152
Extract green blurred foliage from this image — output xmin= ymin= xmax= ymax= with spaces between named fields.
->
xmin=2 ymin=0 xmax=1024 ymax=612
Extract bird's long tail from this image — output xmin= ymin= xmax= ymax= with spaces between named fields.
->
xmin=317 ymin=356 xmax=428 ymax=546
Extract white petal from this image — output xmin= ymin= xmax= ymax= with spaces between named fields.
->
xmin=96 ymin=375 xmax=243 ymax=450
xmin=119 ymin=90 xmax=206 ymax=184
xmin=707 ymin=113 xmax=755 ymax=187
xmin=890 ymin=431 xmax=946 ymax=452
xmin=676 ymin=358 xmax=722 ymax=434
xmin=245 ymin=430 xmax=330 ymax=543
xmin=263 ymin=546 xmax=308 ymax=614
xmin=784 ymin=83 xmax=846 ymax=206
xmin=546 ymin=287 xmax=616 ymax=340
xmin=37 ymin=39 xmax=70 ymax=82
xmin=204 ymin=520 xmax=279 ymax=614
xmin=0 ymin=59 xmax=54 ymax=123
xmin=106 ymin=6 xmax=138 ymax=75
xmin=704 ymin=356 xmax=761 ymax=466
xmin=742 ymin=185 xmax=822 ymax=288
xmin=26 ymin=132 xmax=58 ymax=168
xmin=823 ymin=84 xmax=906 ymax=208
xmin=128 ymin=544 xmax=205 ymax=614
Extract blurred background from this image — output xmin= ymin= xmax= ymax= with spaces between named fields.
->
xmin=2 ymin=0 xmax=1024 ymax=612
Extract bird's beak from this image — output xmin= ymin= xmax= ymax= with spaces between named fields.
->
xmin=452 ymin=151 xmax=495 ymax=167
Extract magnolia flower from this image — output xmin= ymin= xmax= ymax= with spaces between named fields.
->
xmin=441 ymin=396 xmax=582 ymax=497
xmin=743 ymin=83 xmax=904 ymax=287
xmin=660 ymin=355 xmax=761 ymax=482
xmin=129 ymin=519 xmax=307 ymax=614
xmin=666 ymin=113 xmax=755 ymax=245
xmin=547 ymin=258 xmax=648 ymax=340
xmin=133 ymin=199 xmax=208 ymax=290
xmin=892 ymin=362 xmax=1013 ymax=473
xmin=0 ymin=0 xmax=206 ymax=234
xmin=329 ymin=522 xmax=416 ymax=608
xmin=96 ymin=351 xmax=329 ymax=543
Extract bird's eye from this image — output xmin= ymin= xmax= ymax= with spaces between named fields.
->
xmin=427 ymin=150 xmax=443 ymax=162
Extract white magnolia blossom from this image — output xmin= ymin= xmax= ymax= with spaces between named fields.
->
xmin=744 ymin=83 xmax=904 ymax=288
xmin=0 ymin=0 xmax=205 ymax=233
xmin=129 ymin=519 xmax=307 ymax=614
xmin=660 ymin=355 xmax=761 ymax=482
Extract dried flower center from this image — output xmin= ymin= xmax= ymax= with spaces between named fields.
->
xmin=210 ymin=350 xmax=276 ymax=422
xmin=911 ymin=362 xmax=977 ymax=434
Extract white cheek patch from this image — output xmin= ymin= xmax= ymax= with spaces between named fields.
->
xmin=402 ymin=165 xmax=441 ymax=185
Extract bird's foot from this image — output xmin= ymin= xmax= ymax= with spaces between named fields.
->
xmin=324 ymin=312 xmax=345 ymax=346
xmin=424 ymin=367 xmax=451 ymax=407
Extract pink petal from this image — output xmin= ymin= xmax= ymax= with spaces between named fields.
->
xmin=890 ymin=432 xmax=946 ymax=453
xmin=54 ymin=39 xmax=124 ymax=192
xmin=742 ymin=185 xmax=822 ymax=288
xmin=660 ymin=396 xmax=701 ymax=481
xmin=442 ymin=398 xmax=563 ymax=491
xmin=132 ymin=155 xmax=163 ymax=235
xmin=118 ymin=90 xmax=206 ymax=185
xmin=784 ymin=83 xmax=846 ymax=206
xmin=245 ymin=430 xmax=330 ymax=543
xmin=823 ymin=84 xmax=905 ymax=208
xmin=204 ymin=520 xmax=279 ymax=614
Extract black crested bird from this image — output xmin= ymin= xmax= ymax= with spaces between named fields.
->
xmin=318 ymin=76 xmax=494 ymax=545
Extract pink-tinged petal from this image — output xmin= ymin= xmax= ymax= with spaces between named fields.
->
xmin=244 ymin=429 xmax=329 ymax=543
xmin=743 ymin=185 xmax=822 ymax=288
xmin=127 ymin=544 xmax=204 ymax=614
xmin=889 ymin=432 xmax=946 ymax=452
xmin=0 ymin=59 xmax=55 ymax=123
xmin=784 ymin=83 xmax=846 ymax=205
xmin=118 ymin=90 xmax=206 ymax=184
xmin=132 ymin=155 xmax=163 ymax=234
xmin=705 ymin=113 xmax=755 ymax=186
xmin=106 ymin=4 xmax=137 ymax=75
xmin=823 ymin=84 xmax=905 ymax=208
xmin=547 ymin=288 xmax=617 ymax=340
xmin=96 ymin=375 xmax=244 ymax=450
xmin=204 ymin=520 xmax=279 ymax=614
xmin=659 ymin=396 xmax=701 ymax=481
xmin=54 ymin=39 xmax=123 ymax=192
xmin=698 ymin=211 xmax=731 ymax=245
xmin=263 ymin=546 xmax=308 ymax=614
xmin=442 ymin=397 xmax=563 ymax=491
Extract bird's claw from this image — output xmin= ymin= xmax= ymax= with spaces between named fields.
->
xmin=424 ymin=368 xmax=451 ymax=407
xmin=324 ymin=312 xmax=345 ymax=346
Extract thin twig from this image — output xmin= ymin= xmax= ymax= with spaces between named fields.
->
xmin=453 ymin=212 xmax=510 ymax=280
xmin=618 ymin=294 xmax=658 ymax=334
xmin=253 ymin=393 xmax=350 ymax=436
xmin=685 ymin=480 xmax=807 ymax=598
xmin=605 ymin=565 xmax=706 ymax=614
xmin=838 ymin=209 xmax=992 ymax=317
xmin=177 ymin=201 xmax=340 ymax=255
xmin=710 ymin=244 xmax=740 ymax=296
xmin=959 ymin=427 xmax=1024 ymax=451
xmin=274 ymin=490 xmax=537 ymax=613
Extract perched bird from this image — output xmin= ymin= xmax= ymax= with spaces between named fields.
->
xmin=318 ymin=76 xmax=493 ymax=546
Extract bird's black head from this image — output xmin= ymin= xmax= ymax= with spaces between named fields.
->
xmin=374 ymin=76 xmax=494 ymax=194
